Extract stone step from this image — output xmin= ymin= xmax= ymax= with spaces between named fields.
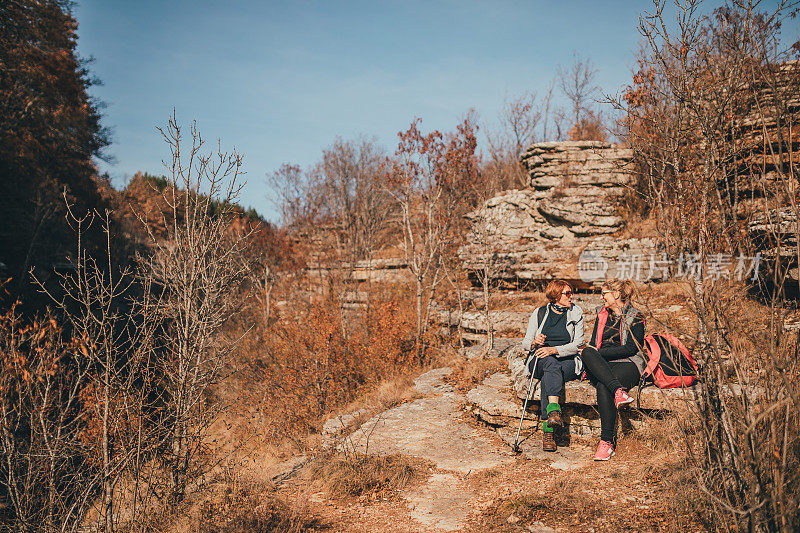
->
xmin=464 ymin=371 xmax=653 ymax=438
xmin=467 ymin=367 xmax=765 ymax=442
xmin=523 ymin=376 xmax=700 ymax=412
xmin=470 ymin=371 xmax=700 ymax=416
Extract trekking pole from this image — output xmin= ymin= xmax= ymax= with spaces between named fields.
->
xmin=512 ymin=352 xmax=539 ymax=454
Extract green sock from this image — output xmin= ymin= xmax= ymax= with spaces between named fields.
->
xmin=542 ymin=421 xmax=554 ymax=433
xmin=546 ymin=402 xmax=561 ymax=414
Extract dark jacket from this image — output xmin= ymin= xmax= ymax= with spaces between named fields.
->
xmin=588 ymin=304 xmax=646 ymax=373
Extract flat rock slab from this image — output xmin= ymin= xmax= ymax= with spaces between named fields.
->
xmin=526 ymin=380 xmax=700 ymax=412
xmin=465 ymin=372 xmax=531 ymax=425
xmin=405 ymin=472 xmax=473 ymax=532
xmin=507 ymin=348 xmax=703 ymax=411
xmin=347 ymin=394 xmax=513 ymax=473
xmin=460 ymin=337 xmax=520 ymax=360
xmin=497 ymin=427 xmax=593 ymax=470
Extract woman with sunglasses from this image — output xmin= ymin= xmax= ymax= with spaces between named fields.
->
xmin=580 ymin=278 xmax=645 ymax=461
xmin=521 ymin=279 xmax=584 ymax=452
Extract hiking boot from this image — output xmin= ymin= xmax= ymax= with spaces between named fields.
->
xmin=594 ymin=440 xmax=615 ymax=461
xmin=614 ymin=388 xmax=634 ymax=409
xmin=547 ymin=408 xmax=563 ymax=428
xmin=542 ymin=430 xmax=556 ymax=452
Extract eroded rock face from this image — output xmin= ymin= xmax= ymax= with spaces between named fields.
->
xmin=748 ymin=207 xmax=800 ymax=285
xmin=457 ymin=141 xmax=659 ymax=287
xmin=458 ymin=196 xmax=657 ymax=286
xmin=522 ymin=141 xmax=633 ymax=235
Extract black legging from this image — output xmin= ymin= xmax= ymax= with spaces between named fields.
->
xmin=581 ymin=347 xmax=640 ymax=443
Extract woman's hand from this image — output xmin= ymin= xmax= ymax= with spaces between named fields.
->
xmin=535 ymin=346 xmax=558 ymax=358
xmin=534 ymin=333 xmax=546 ymax=346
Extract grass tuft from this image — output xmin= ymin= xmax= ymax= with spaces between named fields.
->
xmin=313 ymin=452 xmax=431 ymax=499
xmin=446 ymin=357 xmax=507 ymax=393
xmin=196 ymin=482 xmax=322 ymax=532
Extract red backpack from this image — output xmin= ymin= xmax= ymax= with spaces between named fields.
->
xmin=642 ymin=334 xmax=699 ymax=388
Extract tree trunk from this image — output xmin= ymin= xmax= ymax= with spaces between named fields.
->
xmin=415 ymin=276 xmax=424 ymax=359
xmin=102 ymin=369 xmax=114 ymax=533
xmin=483 ymin=265 xmax=493 ymax=355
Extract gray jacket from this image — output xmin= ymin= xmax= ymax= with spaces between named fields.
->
xmin=522 ymin=304 xmax=585 ymax=374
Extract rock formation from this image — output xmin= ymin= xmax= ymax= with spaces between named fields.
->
xmin=748 ymin=207 xmax=800 ymax=289
xmin=521 ymin=141 xmax=633 ymax=236
xmin=458 ymin=141 xmax=657 ymax=287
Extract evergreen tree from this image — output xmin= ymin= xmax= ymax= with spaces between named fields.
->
xmin=0 ymin=0 xmax=110 ymax=302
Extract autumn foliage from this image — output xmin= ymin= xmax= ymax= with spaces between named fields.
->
xmin=254 ymin=294 xmax=418 ymax=438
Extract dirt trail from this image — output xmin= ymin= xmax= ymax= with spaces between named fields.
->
xmin=344 ymin=367 xmax=586 ymax=531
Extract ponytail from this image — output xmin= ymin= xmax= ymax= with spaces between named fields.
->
xmin=602 ymin=278 xmax=636 ymax=304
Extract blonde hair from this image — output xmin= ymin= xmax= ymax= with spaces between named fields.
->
xmin=602 ymin=278 xmax=636 ymax=304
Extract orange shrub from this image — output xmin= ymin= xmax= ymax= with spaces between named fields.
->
xmin=256 ymin=291 xmax=419 ymax=439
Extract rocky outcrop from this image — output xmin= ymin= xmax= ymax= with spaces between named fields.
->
xmin=729 ymin=62 xmax=800 ymax=192
xmin=307 ymin=257 xmax=412 ymax=283
xmin=457 ymin=141 xmax=663 ymax=287
xmin=458 ymin=187 xmax=658 ymax=286
xmin=748 ymin=207 xmax=800 ymax=286
xmin=521 ymin=141 xmax=633 ymax=236
xmin=465 ymin=370 xmax=663 ymax=438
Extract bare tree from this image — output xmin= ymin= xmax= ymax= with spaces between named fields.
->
xmin=267 ymin=163 xmax=315 ymax=229
xmin=317 ymin=137 xmax=391 ymax=277
xmin=613 ymin=1 xmax=800 ymax=530
xmin=542 ymin=80 xmax=556 ymax=141
xmin=557 ymin=53 xmax=601 ymax=136
xmin=0 ymin=206 xmax=160 ymax=533
xmin=143 ymin=114 xmax=251 ymax=502
xmin=0 ymin=305 xmax=94 ymax=532
xmin=463 ymin=211 xmax=504 ymax=354
xmin=388 ymin=118 xmax=479 ymax=358
xmin=485 ymin=92 xmax=541 ymax=189
xmin=45 ymin=211 xmax=158 ymax=533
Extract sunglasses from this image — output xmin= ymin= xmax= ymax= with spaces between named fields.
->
xmin=562 ymin=290 xmax=573 ymax=296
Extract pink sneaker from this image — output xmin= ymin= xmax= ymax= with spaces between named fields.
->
xmin=594 ymin=440 xmax=615 ymax=461
xmin=614 ymin=388 xmax=634 ymax=409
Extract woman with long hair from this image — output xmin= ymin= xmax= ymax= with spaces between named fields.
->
xmin=580 ymin=278 xmax=645 ymax=461
xmin=521 ymin=279 xmax=584 ymax=451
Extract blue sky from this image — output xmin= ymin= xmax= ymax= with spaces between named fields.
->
xmin=73 ymin=1 xmax=800 ymax=222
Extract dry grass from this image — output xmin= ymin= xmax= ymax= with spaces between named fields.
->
xmin=445 ymin=356 xmax=507 ymax=393
xmin=308 ymin=373 xmax=421 ymax=450
xmin=194 ymin=482 xmax=321 ymax=532
xmin=638 ymin=280 xmax=692 ymax=303
xmin=616 ymin=213 xmax=660 ymax=239
xmin=312 ymin=452 xmax=432 ymax=499
xmin=350 ymin=373 xmax=419 ymax=412
xmin=468 ymin=413 xmax=710 ymax=532
xmin=503 ymin=483 xmax=603 ymax=524
xmin=626 ymin=415 xmax=711 ymax=531
xmin=150 ymin=471 xmax=322 ymax=533
xmin=475 ymin=459 xmax=708 ymax=532
xmin=638 ymin=278 xmax=773 ymax=359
